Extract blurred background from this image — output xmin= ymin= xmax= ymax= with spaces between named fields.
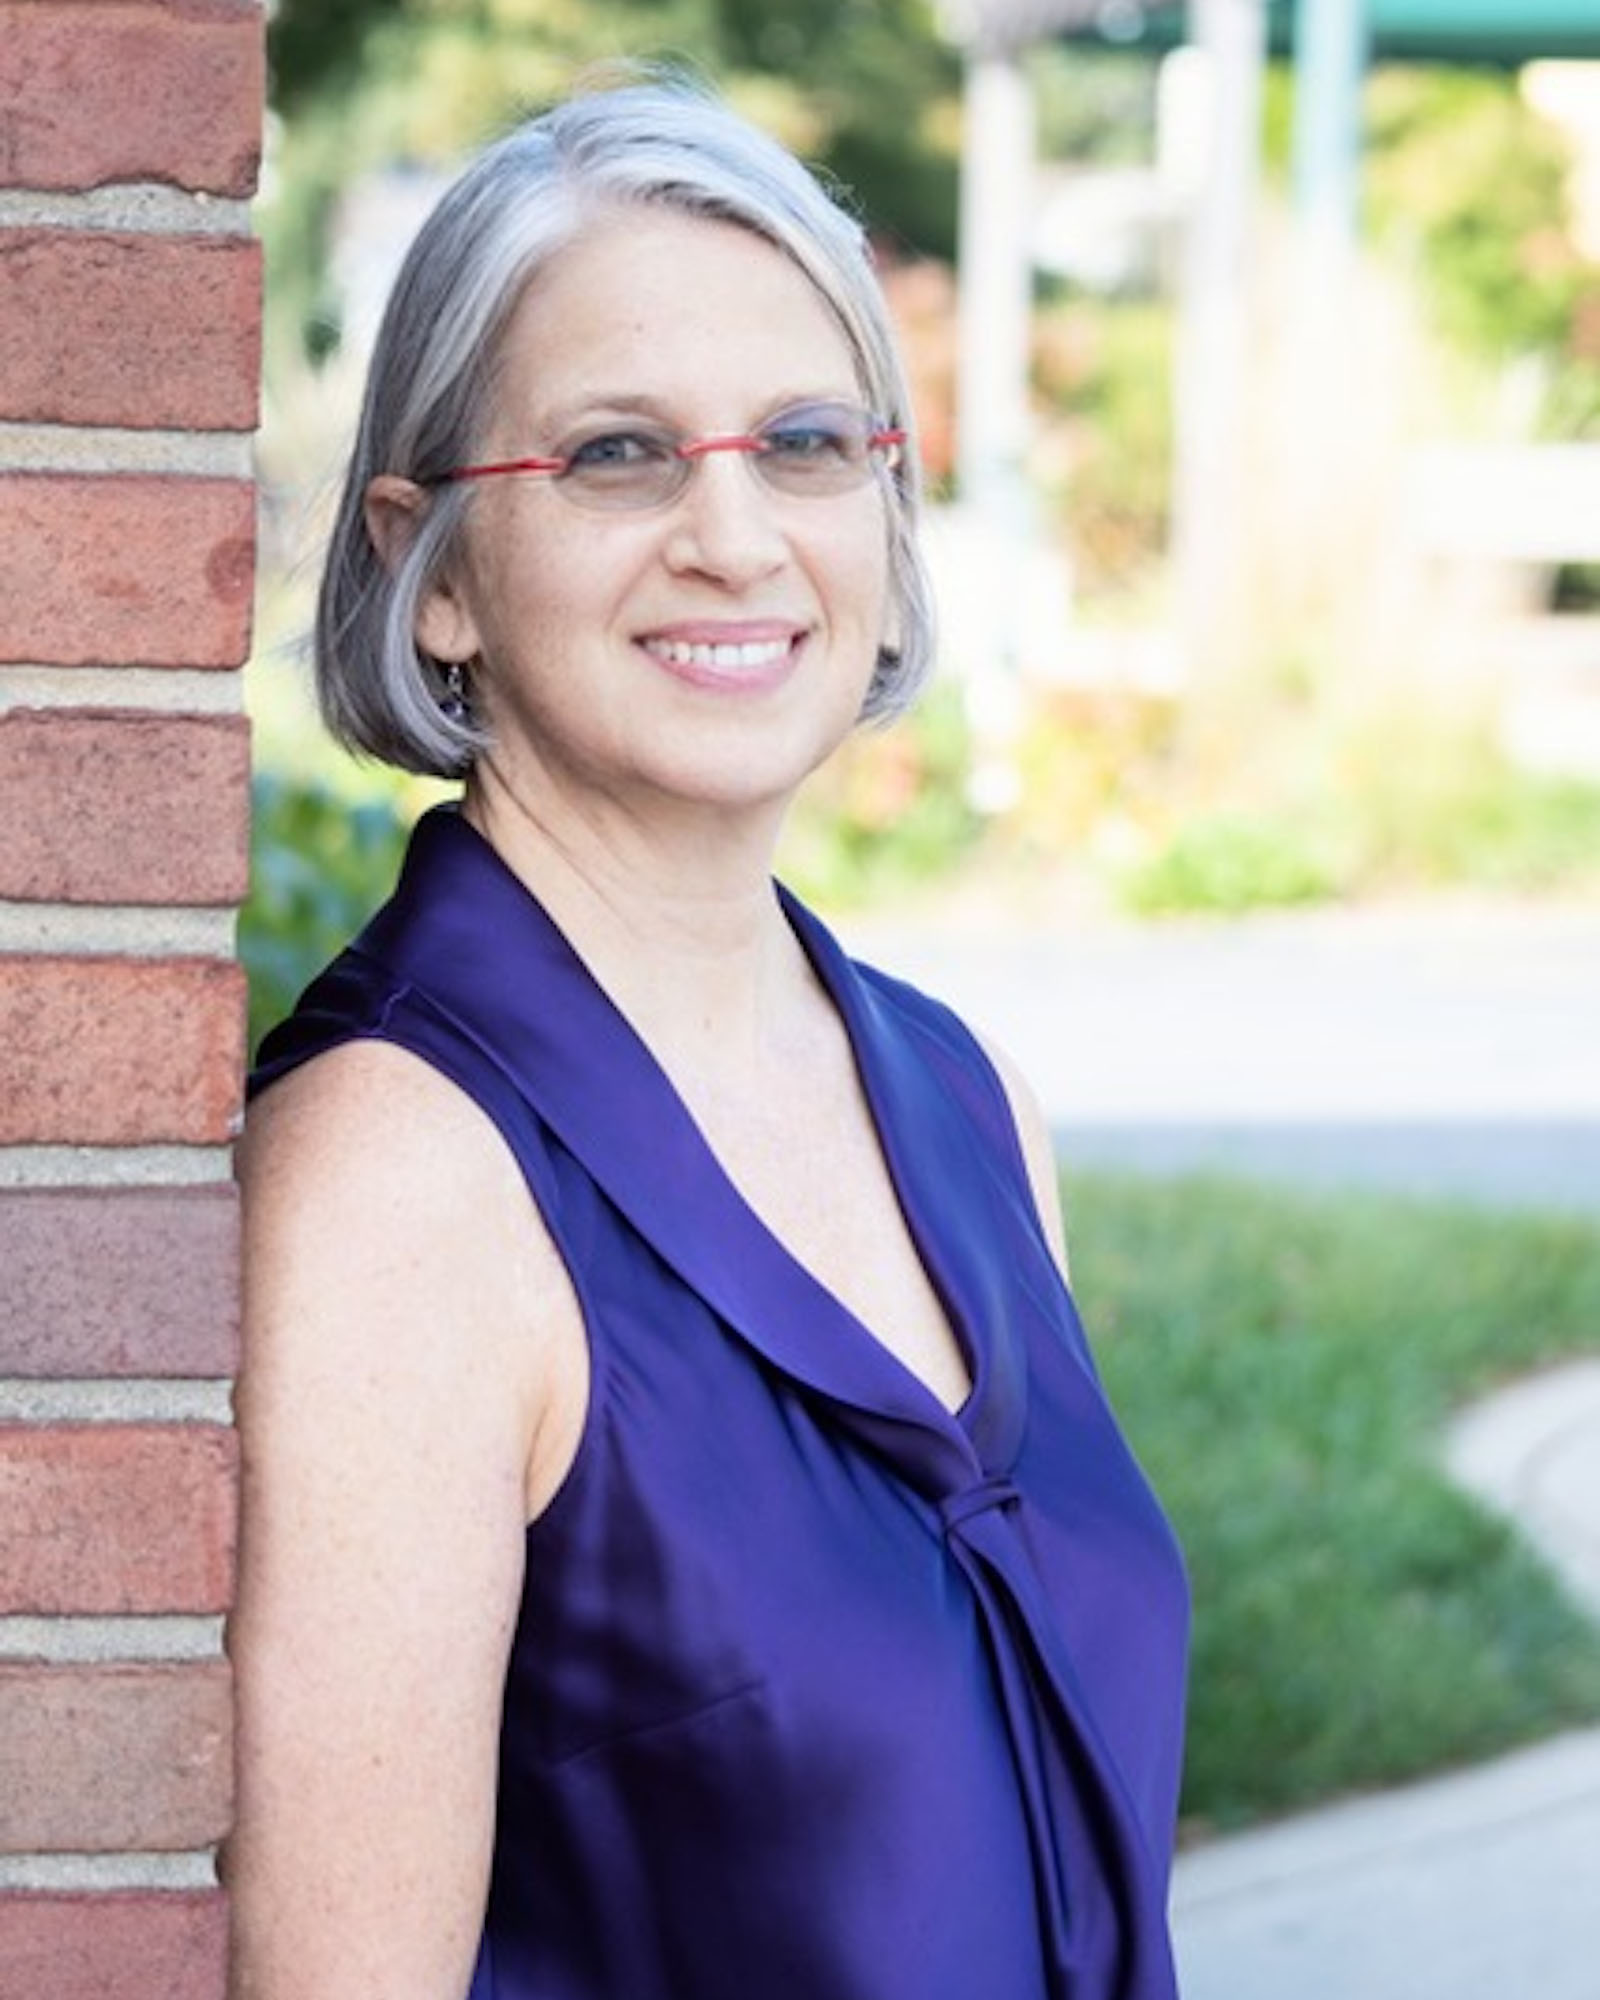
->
xmin=245 ymin=0 xmax=1600 ymax=1937
xmin=247 ymin=0 xmax=1600 ymax=1035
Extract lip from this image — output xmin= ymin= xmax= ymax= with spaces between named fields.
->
xmin=637 ymin=622 xmax=808 ymax=693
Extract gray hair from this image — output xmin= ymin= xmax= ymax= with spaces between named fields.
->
xmin=316 ymin=75 xmax=936 ymax=777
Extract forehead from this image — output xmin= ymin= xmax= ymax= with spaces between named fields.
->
xmin=489 ymin=207 xmax=864 ymax=423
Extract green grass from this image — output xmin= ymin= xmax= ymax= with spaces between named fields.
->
xmin=1065 ymin=1171 xmax=1600 ymax=1835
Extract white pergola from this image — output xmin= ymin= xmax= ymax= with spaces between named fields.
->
xmin=937 ymin=0 xmax=1600 ymax=681
xmin=936 ymin=0 xmax=1283 ymax=675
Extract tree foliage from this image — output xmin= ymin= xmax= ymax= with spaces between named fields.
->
xmin=262 ymin=0 xmax=960 ymax=365
xmin=1364 ymin=63 xmax=1590 ymax=368
xmin=267 ymin=0 xmax=392 ymax=113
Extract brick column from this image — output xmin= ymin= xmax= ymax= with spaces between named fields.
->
xmin=0 ymin=5 xmax=264 ymax=1995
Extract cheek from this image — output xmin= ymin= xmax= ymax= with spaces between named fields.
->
xmin=818 ymin=503 xmax=894 ymax=625
xmin=470 ymin=527 xmax=595 ymax=653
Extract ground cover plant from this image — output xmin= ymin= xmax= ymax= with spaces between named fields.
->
xmin=1065 ymin=1170 xmax=1600 ymax=1835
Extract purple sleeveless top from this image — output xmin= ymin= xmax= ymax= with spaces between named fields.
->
xmin=252 ymin=807 xmax=1189 ymax=2000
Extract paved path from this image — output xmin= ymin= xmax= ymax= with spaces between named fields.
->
xmin=842 ymin=895 xmax=1600 ymax=1997
xmin=1169 ymin=1721 xmax=1600 ymax=2000
xmin=1449 ymin=1361 xmax=1600 ymax=1626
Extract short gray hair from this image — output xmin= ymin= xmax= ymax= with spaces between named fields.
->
xmin=316 ymin=74 xmax=936 ymax=777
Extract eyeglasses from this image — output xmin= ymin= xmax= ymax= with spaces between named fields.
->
xmin=427 ymin=401 xmax=905 ymax=513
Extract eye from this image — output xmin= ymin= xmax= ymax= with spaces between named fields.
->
xmin=562 ymin=429 xmax=675 ymax=474
xmin=759 ymin=406 xmax=862 ymax=464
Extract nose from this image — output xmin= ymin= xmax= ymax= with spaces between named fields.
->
xmin=660 ymin=447 xmax=788 ymax=587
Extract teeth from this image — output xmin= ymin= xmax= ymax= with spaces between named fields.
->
xmin=647 ymin=638 xmax=791 ymax=670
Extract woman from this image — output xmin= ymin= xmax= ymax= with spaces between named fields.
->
xmin=229 ymin=77 xmax=1188 ymax=2000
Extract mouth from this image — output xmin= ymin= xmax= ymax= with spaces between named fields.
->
xmin=638 ymin=630 xmax=803 ymax=688
xmin=642 ymin=635 xmax=795 ymax=671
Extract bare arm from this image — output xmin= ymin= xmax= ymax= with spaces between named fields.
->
xmin=227 ymin=1041 xmax=585 ymax=2000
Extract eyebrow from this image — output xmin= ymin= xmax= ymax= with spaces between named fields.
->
xmin=537 ymin=392 xmax=666 ymax=430
xmin=527 ymin=386 xmax=868 ymax=437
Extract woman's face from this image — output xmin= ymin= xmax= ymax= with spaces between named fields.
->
xmin=414 ymin=206 xmax=897 ymax=830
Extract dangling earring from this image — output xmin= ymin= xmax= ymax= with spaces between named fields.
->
xmin=440 ymin=660 xmax=470 ymax=724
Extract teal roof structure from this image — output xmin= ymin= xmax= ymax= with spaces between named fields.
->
xmin=1059 ymin=0 xmax=1600 ymax=63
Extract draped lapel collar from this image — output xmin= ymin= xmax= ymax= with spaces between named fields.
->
xmin=776 ymin=889 xmax=1028 ymax=1475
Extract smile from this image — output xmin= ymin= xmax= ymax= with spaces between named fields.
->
xmin=642 ymin=636 xmax=796 ymax=672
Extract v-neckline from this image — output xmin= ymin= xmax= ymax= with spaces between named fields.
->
xmin=772 ymin=882 xmax=978 ymax=1422
xmin=360 ymin=809 xmax=1027 ymax=1483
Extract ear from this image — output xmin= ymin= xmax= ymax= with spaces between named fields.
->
xmin=363 ymin=474 xmax=482 ymax=665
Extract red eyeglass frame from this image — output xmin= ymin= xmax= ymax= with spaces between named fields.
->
xmin=427 ymin=417 xmax=907 ymax=488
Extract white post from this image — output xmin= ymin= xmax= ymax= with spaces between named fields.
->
xmin=956 ymin=49 xmax=1035 ymax=523
xmin=952 ymin=44 xmax=1037 ymax=806
xmin=1279 ymin=0 xmax=1371 ymax=614
xmin=1171 ymin=0 xmax=1268 ymax=671
xmin=1292 ymin=0 xmax=1369 ymax=255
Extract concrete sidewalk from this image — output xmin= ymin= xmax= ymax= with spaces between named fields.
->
xmin=1170 ymin=1722 xmax=1600 ymax=2000
xmin=842 ymin=894 xmax=1600 ymax=1998
xmin=1449 ymin=1361 xmax=1600 ymax=1627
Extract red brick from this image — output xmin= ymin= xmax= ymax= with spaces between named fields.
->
xmin=0 ymin=4 xmax=263 ymax=197
xmin=0 ymin=1425 xmax=236 ymax=1616
xmin=0 ymin=711 xmax=250 ymax=904
xmin=0 ymin=1662 xmax=231 ymax=1853
xmin=0 ymin=475 xmax=254 ymax=670
xmin=0 ymin=1186 xmax=239 ymax=1378
xmin=0 ymin=957 xmax=243 ymax=1146
xmin=0 ymin=230 xmax=261 ymax=431
xmin=0 ymin=1892 xmax=227 ymax=2000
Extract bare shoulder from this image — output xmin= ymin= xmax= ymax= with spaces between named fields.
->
xmin=969 ymin=1026 xmax=1071 ymax=1278
xmin=238 ymin=1037 xmax=585 ymax=1515
xmin=240 ymin=1037 xmax=519 ymax=1223
xmin=242 ymin=1039 xmax=560 ymax=1321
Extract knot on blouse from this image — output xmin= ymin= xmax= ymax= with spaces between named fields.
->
xmin=940 ymin=1474 xmax=1022 ymax=1536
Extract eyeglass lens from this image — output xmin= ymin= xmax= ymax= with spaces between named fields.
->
xmin=439 ymin=402 xmax=902 ymax=510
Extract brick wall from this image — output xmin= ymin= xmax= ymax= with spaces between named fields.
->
xmin=0 ymin=4 xmax=264 ymax=1994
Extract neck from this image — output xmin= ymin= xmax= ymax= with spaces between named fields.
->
xmin=461 ymin=764 xmax=811 ymax=1080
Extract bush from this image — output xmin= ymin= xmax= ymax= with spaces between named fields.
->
xmin=1339 ymin=727 xmax=1600 ymax=892
xmin=1032 ymin=297 xmax=1174 ymax=605
xmin=1365 ymin=64 xmax=1589 ymax=373
xmin=240 ymin=771 xmax=411 ymax=1056
xmin=1103 ymin=712 xmax=1600 ymax=917
xmin=1117 ymin=811 xmax=1341 ymax=916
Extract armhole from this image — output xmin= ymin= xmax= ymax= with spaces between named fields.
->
xmin=884 ymin=979 xmax=1071 ymax=1277
xmin=890 ymin=978 xmax=1043 ymax=1200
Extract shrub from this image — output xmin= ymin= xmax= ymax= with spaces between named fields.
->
xmin=240 ymin=771 xmax=410 ymax=1056
xmin=1117 ymin=811 xmax=1341 ymax=916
